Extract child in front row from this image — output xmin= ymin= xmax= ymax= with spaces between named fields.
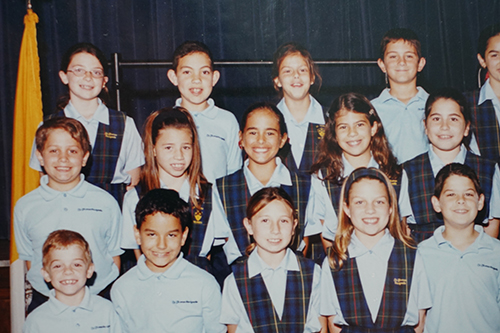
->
xmin=167 ymin=40 xmax=242 ymax=183
xmin=404 ymin=88 xmax=500 ymax=242
xmin=320 ymin=168 xmax=431 ymax=333
xmin=221 ymin=187 xmax=324 ymax=332
xmin=23 ymin=230 xmax=121 ymax=333
xmin=15 ymin=117 xmax=123 ymax=313
xmin=419 ymin=163 xmax=500 ymax=332
xmin=111 ymin=189 xmax=226 ymax=332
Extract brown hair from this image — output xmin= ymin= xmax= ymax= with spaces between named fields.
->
xmin=42 ymin=230 xmax=92 ymax=268
xmin=379 ymin=28 xmax=422 ymax=59
xmin=35 ymin=116 xmax=91 ymax=155
xmin=434 ymin=163 xmax=483 ymax=198
xmin=172 ymin=40 xmax=214 ymax=72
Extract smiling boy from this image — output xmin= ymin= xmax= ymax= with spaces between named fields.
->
xmin=111 ymin=189 xmax=226 ymax=332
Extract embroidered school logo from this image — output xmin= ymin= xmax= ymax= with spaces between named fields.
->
xmin=91 ymin=325 xmax=111 ymax=330
xmin=172 ymin=300 xmax=198 ymax=304
xmin=105 ymin=132 xmax=117 ymax=139
xmin=393 ymin=278 xmax=407 ymax=286
xmin=193 ymin=207 xmax=203 ymax=224
xmin=316 ymin=125 xmax=325 ymax=139
xmin=477 ymin=263 xmax=498 ymax=271
xmin=390 ymin=179 xmax=398 ymax=186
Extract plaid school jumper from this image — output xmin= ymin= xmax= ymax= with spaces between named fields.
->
xmin=47 ymin=109 xmax=126 ymax=206
xmin=233 ymin=255 xmax=315 ymax=333
xmin=404 ymin=152 xmax=495 ymax=243
xmin=216 ymin=169 xmax=309 ymax=257
xmin=465 ymin=90 xmax=500 ymax=162
xmin=331 ymin=240 xmax=416 ymax=333
xmin=283 ymin=122 xmax=325 ymax=174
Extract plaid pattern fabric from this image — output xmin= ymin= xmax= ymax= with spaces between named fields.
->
xmin=284 ymin=122 xmax=325 ymax=174
xmin=404 ymin=152 xmax=495 ymax=242
xmin=233 ymin=255 xmax=315 ymax=333
xmin=186 ymin=184 xmax=212 ymax=258
xmin=331 ymin=240 xmax=416 ymax=332
xmin=465 ymin=90 xmax=500 ymax=162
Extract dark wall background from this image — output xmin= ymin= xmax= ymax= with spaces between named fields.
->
xmin=1 ymin=0 xmax=499 ymax=239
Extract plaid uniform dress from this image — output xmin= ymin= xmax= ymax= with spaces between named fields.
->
xmin=216 ymin=169 xmax=309 ymax=257
xmin=47 ymin=109 xmax=126 ymax=205
xmin=404 ymin=152 xmax=495 ymax=243
xmin=233 ymin=255 xmax=315 ymax=333
xmin=283 ymin=122 xmax=325 ymax=174
xmin=331 ymin=240 xmax=416 ymax=333
xmin=465 ymin=90 xmax=500 ymax=162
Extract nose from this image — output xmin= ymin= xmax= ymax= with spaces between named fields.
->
xmin=157 ymin=236 xmax=167 ymax=250
xmin=269 ymin=221 xmax=280 ymax=234
xmin=59 ymin=151 xmax=69 ymax=162
xmin=457 ymin=194 xmax=466 ymax=204
xmin=63 ymin=265 xmax=73 ymax=275
xmin=398 ymin=57 xmax=407 ymax=66
xmin=348 ymin=126 xmax=358 ymax=137
xmin=257 ymin=132 xmax=265 ymax=143
xmin=192 ymin=72 xmax=201 ymax=83
xmin=293 ymin=70 xmax=299 ymax=78
xmin=365 ymin=202 xmax=376 ymax=214
xmin=173 ymin=147 xmax=183 ymax=160
xmin=440 ymin=120 xmax=449 ymax=130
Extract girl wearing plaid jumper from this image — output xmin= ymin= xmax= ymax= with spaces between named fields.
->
xmin=221 ymin=187 xmax=324 ymax=333
xmin=320 ymin=168 xmax=431 ymax=333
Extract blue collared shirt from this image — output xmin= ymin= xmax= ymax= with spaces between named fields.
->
xmin=479 ymin=79 xmax=500 ymax=124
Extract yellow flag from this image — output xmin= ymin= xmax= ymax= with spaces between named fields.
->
xmin=10 ymin=9 xmax=43 ymax=332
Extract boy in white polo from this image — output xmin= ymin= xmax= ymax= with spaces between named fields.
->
xmin=23 ymin=230 xmax=121 ymax=333
xmin=111 ymin=189 xmax=226 ymax=332
xmin=14 ymin=117 xmax=123 ymax=313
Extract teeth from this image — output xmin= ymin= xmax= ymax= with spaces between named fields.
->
xmin=268 ymin=239 xmax=281 ymax=243
xmin=191 ymin=88 xmax=202 ymax=94
xmin=60 ymin=280 xmax=77 ymax=285
xmin=363 ymin=218 xmax=378 ymax=223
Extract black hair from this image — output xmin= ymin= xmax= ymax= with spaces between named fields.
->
xmin=380 ymin=28 xmax=422 ymax=59
xmin=477 ymin=24 xmax=500 ymax=59
xmin=172 ymin=40 xmax=214 ymax=71
xmin=434 ymin=163 xmax=483 ymax=198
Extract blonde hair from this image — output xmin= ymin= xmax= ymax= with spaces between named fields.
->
xmin=328 ymin=167 xmax=415 ymax=270
xmin=42 ymin=230 xmax=92 ymax=268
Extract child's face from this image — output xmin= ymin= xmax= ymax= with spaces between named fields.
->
xmin=343 ymin=179 xmax=392 ymax=245
xmin=273 ymin=53 xmax=313 ymax=102
xmin=59 ymin=52 xmax=108 ymax=104
xmin=35 ymin=129 xmax=90 ymax=191
xmin=154 ymin=127 xmax=193 ymax=182
xmin=425 ymin=98 xmax=470 ymax=154
xmin=41 ymin=244 xmax=94 ymax=304
xmin=377 ymin=40 xmax=426 ymax=86
xmin=240 ymin=108 xmax=288 ymax=169
xmin=478 ymin=34 xmax=500 ymax=86
xmin=134 ymin=212 xmax=189 ymax=273
xmin=335 ymin=110 xmax=377 ymax=164
xmin=167 ymin=52 xmax=220 ymax=112
xmin=431 ymin=175 xmax=485 ymax=229
xmin=243 ymin=199 xmax=297 ymax=261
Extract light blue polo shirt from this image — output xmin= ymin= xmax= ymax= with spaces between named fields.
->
xmin=176 ymin=98 xmax=242 ymax=183
xmin=419 ymin=225 xmax=500 ymax=333
xmin=14 ymin=175 xmax=123 ymax=296
xmin=23 ymin=287 xmax=121 ymax=333
xmin=111 ymin=253 xmax=225 ymax=333
xmin=371 ymin=87 xmax=429 ymax=163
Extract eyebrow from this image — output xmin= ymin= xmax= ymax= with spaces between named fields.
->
xmin=245 ymin=127 xmax=279 ymax=132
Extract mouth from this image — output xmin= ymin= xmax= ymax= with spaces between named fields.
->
xmin=170 ymin=163 xmax=185 ymax=171
xmin=291 ymin=82 xmax=303 ymax=88
xmin=79 ymin=84 xmax=95 ymax=90
xmin=267 ymin=238 xmax=282 ymax=244
xmin=453 ymin=209 xmax=469 ymax=214
xmin=346 ymin=140 xmax=362 ymax=147
xmin=55 ymin=167 xmax=71 ymax=172
xmin=252 ymin=148 xmax=270 ymax=153
xmin=189 ymin=88 xmax=202 ymax=95
xmin=437 ymin=135 xmax=452 ymax=140
xmin=152 ymin=251 xmax=171 ymax=258
xmin=362 ymin=218 xmax=379 ymax=224
xmin=60 ymin=279 xmax=78 ymax=285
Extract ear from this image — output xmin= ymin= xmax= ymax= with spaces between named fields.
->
xmin=59 ymin=70 xmax=69 ymax=85
xmin=153 ymin=146 xmax=157 ymax=157
xmin=35 ymin=149 xmax=45 ymax=167
xmin=370 ymin=121 xmax=378 ymax=137
xmin=180 ymin=227 xmax=189 ymax=247
xmin=243 ymin=217 xmax=253 ymax=235
xmin=431 ymin=195 xmax=442 ymax=213
xmin=417 ymin=57 xmax=426 ymax=72
xmin=86 ymin=263 xmax=95 ymax=279
xmin=102 ymin=76 xmax=109 ymax=88
xmin=273 ymin=76 xmax=282 ymax=89
xmin=279 ymin=132 xmax=288 ymax=149
xmin=424 ymin=118 xmax=429 ymax=136
xmin=478 ymin=193 xmax=485 ymax=211
xmin=238 ymin=131 xmax=244 ymax=149
xmin=292 ymin=218 xmax=298 ymax=235
xmin=134 ymin=225 xmax=142 ymax=246
xmin=41 ymin=267 xmax=51 ymax=283
xmin=377 ymin=58 xmax=387 ymax=73
xmin=464 ymin=121 xmax=471 ymax=138
xmin=82 ymin=151 xmax=90 ymax=167
xmin=212 ymin=70 xmax=220 ymax=86
xmin=167 ymin=69 xmax=179 ymax=86
xmin=477 ymin=53 xmax=487 ymax=69
xmin=342 ymin=201 xmax=351 ymax=219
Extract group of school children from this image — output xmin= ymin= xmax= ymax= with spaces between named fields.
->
xmin=14 ymin=24 xmax=500 ymax=333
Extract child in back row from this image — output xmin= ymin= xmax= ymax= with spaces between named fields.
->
xmin=320 ymin=167 xmax=431 ymax=333
xmin=404 ymin=88 xmax=500 ymax=241
xmin=221 ymin=187 xmax=323 ymax=332
xmin=419 ymin=163 xmax=500 ymax=332
xmin=24 ymin=230 xmax=121 ymax=333
xmin=309 ymin=93 xmax=412 ymax=246
xmin=112 ymin=189 xmax=225 ymax=332
xmin=167 ymin=40 xmax=242 ymax=183
xmin=15 ymin=117 xmax=123 ymax=313
xmin=29 ymin=42 xmax=144 ymax=206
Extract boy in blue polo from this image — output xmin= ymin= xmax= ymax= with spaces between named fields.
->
xmin=14 ymin=117 xmax=123 ymax=313
xmin=111 ymin=189 xmax=226 ymax=332
xmin=167 ymin=40 xmax=241 ymax=183
xmin=23 ymin=230 xmax=121 ymax=333
xmin=419 ymin=163 xmax=500 ymax=332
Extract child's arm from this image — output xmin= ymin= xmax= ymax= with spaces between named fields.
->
xmin=327 ymin=316 xmax=342 ymax=333
xmin=201 ymin=275 xmax=226 ymax=333
xmin=225 ymin=114 xmax=243 ymax=176
xmin=226 ymin=324 xmax=237 ymax=333
xmin=125 ymin=167 xmax=140 ymax=190
xmin=484 ymin=218 xmax=500 ymax=238
xmin=113 ymin=256 xmax=121 ymax=270
xmin=414 ymin=309 xmax=426 ymax=333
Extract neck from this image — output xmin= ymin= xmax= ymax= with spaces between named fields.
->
xmin=159 ymin=170 xmax=188 ymax=192
xmin=344 ymin=151 xmax=372 ymax=170
xmin=247 ymin=159 xmax=277 ymax=186
xmin=355 ymin=229 xmax=385 ymax=250
xmin=442 ymin=223 xmax=478 ymax=251
xmin=488 ymin=78 xmax=500 ymax=101
xmin=181 ymin=99 xmax=209 ymax=112
xmin=69 ymin=97 xmax=100 ymax=120
xmin=55 ymin=288 xmax=86 ymax=307
xmin=388 ymin=82 xmax=419 ymax=105
xmin=256 ymin=247 xmax=287 ymax=269
xmin=431 ymin=144 xmax=461 ymax=165
xmin=284 ymin=96 xmax=311 ymax=123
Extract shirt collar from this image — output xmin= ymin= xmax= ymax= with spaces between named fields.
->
xmin=432 ymin=225 xmax=493 ymax=252
xmin=376 ymin=87 xmax=428 ymax=104
xmin=39 ymin=174 xmax=88 ymax=201
xmin=427 ymin=144 xmax=467 ymax=176
xmin=348 ymin=229 xmax=394 ymax=259
xmin=175 ymin=98 xmax=218 ymax=119
xmin=478 ymin=79 xmax=500 ymax=105
xmin=47 ymin=286 xmax=93 ymax=315
xmin=136 ymin=252 xmax=187 ymax=280
xmin=243 ymin=158 xmax=292 ymax=194
xmin=247 ymin=248 xmax=299 ymax=278
xmin=65 ymin=99 xmax=109 ymax=125
xmin=341 ymin=154 xmax=379 ymax=178
xmin=277 ymin=96 xmax=325 ymax=126
xmin=159 ymin=178 xmax=193 ymax=202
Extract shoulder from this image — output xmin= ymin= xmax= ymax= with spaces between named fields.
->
xmin=84 ymin=181 xmax=120 ymax=203
xmin=417 ymin=235 xmax=438 ymax=253
xmin=111 ymin=266 xmax=139 ymax=292
xmin=24 ymin=302 xmax=51 ymax=326
xmin=15 ymin=187 xmax=42 ymax=209
xmin=91 ymin=294 xmax=116 ymax=311
xmin=211 ymin=105 xmax=240 ymax=126
xmin=181 ymin=259 xmax=218 ymax=283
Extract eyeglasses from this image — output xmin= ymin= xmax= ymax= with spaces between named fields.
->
xmin=67 ymin=68 xmax=105 ymax=78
